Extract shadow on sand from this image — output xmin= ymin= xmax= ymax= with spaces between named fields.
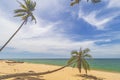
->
xmin=12 ymin=76 xmax=45 ymax=80
xmin=75 ymin=74 xmax=105 ymax=80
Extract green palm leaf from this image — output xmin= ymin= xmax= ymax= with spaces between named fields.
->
xmin=14 ymin=0 xmax=36 ymax=23
xmin=17 ymin=1 xmax=27 ymax=10
xmin=72 ymin=63 xmax=77 ymax=68
xmin=14 ymin=13 xmax=25 ymax=17
xmin=68 ymin=47 xmax=92 ymax=74
xmin=14 ymin=9 xmax=26 ymax=13
xmin=70 ymin=0 xmax=80 ymax=6
xmin=71 ymin=50 xmax=78 ymax=55
xmin=83 ymin=48 xmax=90 ymax=54
xmin=67 ymin=56 xmax=77 ymax=64
xmin=91 ymin=0 xmax=101 ymax=3
xmin=31 ymin=14 xmax=36 ymax=23
xmin=82 ymin=59 xmax=90 ymax=70
xmin=70 ymin=0 xmax=101 ymax=6
xmin=81 ymin=59 xmax=87 ymax=73
xmin=83 ymin=54 xmax=92 ymax=58
xmin=81 ymin=58 xmax=90 ymax=74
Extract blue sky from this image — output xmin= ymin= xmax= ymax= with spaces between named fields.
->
xmin=0 ymin=0 xmax=120 ymax=58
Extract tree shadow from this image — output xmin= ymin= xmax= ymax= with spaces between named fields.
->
xmin=75 ymin=74 xmax=105 ymax=80
xmin=12 ymin=76 xmax=45 ymax=80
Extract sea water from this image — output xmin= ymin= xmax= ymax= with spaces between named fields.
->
xmin=11 ymin=58 xmax=120 ymax=73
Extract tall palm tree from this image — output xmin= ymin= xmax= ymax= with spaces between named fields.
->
xmin=71 ymin=0 xmax=101 ymax=6
xmin=68 ymin=48 xmax=92 ymax=74
xmin=0 ymin=0 xmax=36 ymax=52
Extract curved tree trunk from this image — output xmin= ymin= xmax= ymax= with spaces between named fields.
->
xmin=0 ymin=20 xmax=26 ymax=52
xmin=0 ymin=63 xmax=71 ymax=79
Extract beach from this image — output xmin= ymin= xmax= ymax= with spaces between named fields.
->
xmin=0 ymin=60 xmax=120 ymax=80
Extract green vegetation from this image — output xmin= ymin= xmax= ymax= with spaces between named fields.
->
xmin=70 ymin=0 xmax=101 ymax=6
xmin=68 ymin=48 xmax=92 ymax=74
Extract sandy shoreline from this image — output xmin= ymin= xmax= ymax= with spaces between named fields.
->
xmin=0 ymin=60 xmax=120 ymax=80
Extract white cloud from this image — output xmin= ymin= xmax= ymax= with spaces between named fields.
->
xmin=78 ymin=10 xmax=119 ymax=30
xmin=4 ymin=17 xmax=94 ymax=54
xmin=107 ymin=0 xmax=120 ymax=8
xmin=91 ymin=43 xmax=120 ymax=58
xmin=0 ymin=0 xmax=120 ymax=58
xmin=0 ymin=9 xmax=18 ymax=46
xmin=10 ymin=38 xmax=94 ymax=54
xmin=0 ymin=2 xmax=94 ymax=55
xmin=77 ymin=0 xmax=120 ymax=30
xmin=1 ymin=12 xmax=120 ymax=58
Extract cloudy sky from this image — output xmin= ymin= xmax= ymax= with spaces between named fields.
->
xmin=0 ymin=0 xmax=120 ymax=58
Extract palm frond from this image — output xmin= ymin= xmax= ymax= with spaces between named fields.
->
xmin=83 ymin=48 xmax=90 ymax=54
xmin=83 ymin=54 xmax=92 ymax=58
xmin=25 ymin=0 xmax=36 ymax=11
xmin=32 ymin=2 xmax=36 ymax=9
xmin=31 ymin=14 xmax=36 ymax=23
xmin=14 ymin=0 xmax=36 ymax=24
xmin=70 ymin=0 xmax=80 ymax=6
xmin=70 ymin=0 xmax=101 ymax=6
xmin=14 ymin=13 xmax=25 ymax=17
xmin=82 ymin=58 xmax=90 ymax=70
xmin=14 ymin=9 xmax=26 ymax=13
xmin=91 ymin=0 xmax=101 ymax=3
xmin=22 ymin=15 xmax=28 ymax=21
xmin=17 ymin=0 xmax=27 ymax=10
xmin=69 ymin=47 xmax=92 ymax=74
xmin=67 ymin=56 xmax=77 ymax=64
xmin=81 ymin=60 xmax=87 ymax=73
xmin=71 ymin=50 xmax=78 ymax=55
xmin=72 ymin=63 xmax=77 ymax=68
xmin=24 ymin=0 xmax=29 ymax=7
xmin=29 ymin=1 xmax=36 ymax=11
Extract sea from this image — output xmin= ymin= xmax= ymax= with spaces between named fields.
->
xmin=9 ymin=58 xmax=120 ymax=73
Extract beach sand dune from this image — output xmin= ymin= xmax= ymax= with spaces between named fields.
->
xmin=0 ymin=60 xmax=120 ymax=80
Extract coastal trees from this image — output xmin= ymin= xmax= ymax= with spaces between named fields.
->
xmin=68 ymin=48 xmax=92 ymax=74
xmin=70 ymin=0 xmax=101 ymax=6
xmin=0 ymin=0 xmax=36 ymax=52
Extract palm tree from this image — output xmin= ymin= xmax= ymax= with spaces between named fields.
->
xmin=68 ymin=48 xmax=92 ymax=74
xmin=70 ymin=0 xmax=101 ymax=6
xmin=0 ymin=0 xmax=36 ymax=52
xmin=0 ymin=48 xmax=91 ymax=79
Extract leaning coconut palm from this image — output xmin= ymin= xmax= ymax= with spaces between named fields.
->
xmin=0 ymin=48 xmax=91 ymax=79
xmin=0 ymin=0 xmax=36 ymax=52
xmin=70 ymin=0 xmax=101 ymax=6
xmin=0 ymin=58 xmax=75 ymax=79
xmin=68 ymin=48 xmax=92 ymax=74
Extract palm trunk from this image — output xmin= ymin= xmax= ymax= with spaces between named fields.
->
xmin=79 ymin=58 xmax=82 ymax=73
xmin=77 ymin=62 xmax=81 ymax=73
xmin=0 ymin=20 xmax=26 ymax=52
xmin=85 ymin=70 xmax=87 ymax=74
xmin=77 ymin=56 xmax=81 ymax=73
xmin=0 ymin=63 xmax=71 ymax=79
